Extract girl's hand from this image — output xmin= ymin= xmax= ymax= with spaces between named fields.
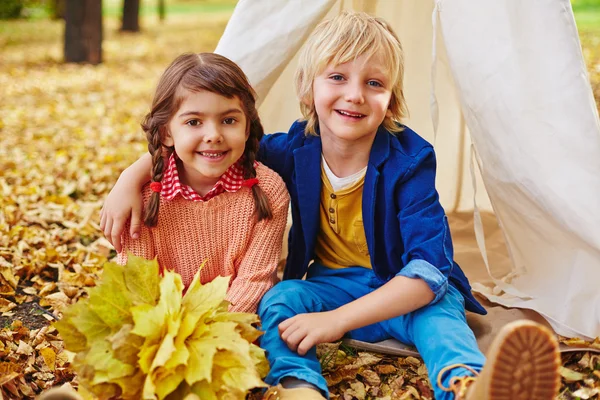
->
xmin=278 ymin=311 xmax=348 ymax=356
xmin=99 ymin=171 xmax=144 ymax=253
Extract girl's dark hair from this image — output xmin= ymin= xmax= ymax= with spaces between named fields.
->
xmin=142 ymin=53 xmax=272 ymax=227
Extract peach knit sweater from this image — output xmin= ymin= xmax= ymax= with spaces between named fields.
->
xmin=117 ymin=164 xmax=290 ymax=313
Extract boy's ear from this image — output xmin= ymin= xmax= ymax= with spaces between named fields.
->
xmin=301 ymin=95 xmax=312 ymax=107
xmin=386 ymin=98 xmax=394 ymax=118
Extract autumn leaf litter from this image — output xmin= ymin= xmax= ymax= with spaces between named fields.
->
xmin=1 ymin=13 xmax=600 ymax=400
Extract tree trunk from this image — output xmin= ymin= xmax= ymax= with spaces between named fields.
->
xmin=64 ymin=0 xmax=103 ymax=64
xmin=158 ymin=0 xmax=165 ymax=22
xmin=121 ymin=0 xmax=140 ymax=32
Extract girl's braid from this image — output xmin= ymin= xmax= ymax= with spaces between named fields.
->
xmin=143 ymin=115 xmax=168 ymax=227
xmin=243 ymin=134 xmax=272 ymax=221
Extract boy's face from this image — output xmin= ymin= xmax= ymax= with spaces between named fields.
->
xmin=311 ymin=53 xmax=393 ymax=145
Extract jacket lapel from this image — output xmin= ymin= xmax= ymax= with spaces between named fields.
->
xmin=293 ymin=136 xmax=322 ymax=258
xmin=363 ymin=127 xmax=390 ymax=261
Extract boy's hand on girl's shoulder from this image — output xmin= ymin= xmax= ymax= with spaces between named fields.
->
xmin=99 ymin=185 xmax=143 ymax=253
xmin=278 ymin=311 xmax=348 ymax=356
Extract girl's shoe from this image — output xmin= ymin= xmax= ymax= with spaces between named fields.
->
xmin=263 ymin=384 xmax=327 ymax=400
xmin=439 ymin=320 xmax=561 ymax=400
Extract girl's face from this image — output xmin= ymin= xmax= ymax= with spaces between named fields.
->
xmin=164 ymin=89 xmax=248 ymax=195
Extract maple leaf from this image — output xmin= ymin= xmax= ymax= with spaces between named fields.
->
xmin=54 ymin=255 xmax=267 ymax=399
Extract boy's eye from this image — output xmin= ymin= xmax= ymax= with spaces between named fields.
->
xmin=186 ymin=119 xmax=201 ymax=127
xmin=367 ymin=80 xmax=383 ymax=87
xmin=223 ymin=117 xmax=236 ymax=125
xmin=329 ymin=74 xmax=345 ymax=81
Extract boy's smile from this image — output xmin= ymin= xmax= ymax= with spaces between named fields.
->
xmin=312 ymin=53 xmax=393 ymax=149
xmin=164 ymin=89 xmax=248 ymax=195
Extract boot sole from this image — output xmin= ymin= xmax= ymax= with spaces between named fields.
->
xmin=487 ymin=320 xmax=561 ymax=400
xmin=37 ymin=386 xmax=83 ymax=400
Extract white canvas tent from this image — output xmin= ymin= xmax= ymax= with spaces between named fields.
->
xmin=215 ymin=0 xmax=600 ymax=340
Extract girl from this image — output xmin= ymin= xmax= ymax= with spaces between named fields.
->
xmin=105 ymin=52 xmax=289 ymax=313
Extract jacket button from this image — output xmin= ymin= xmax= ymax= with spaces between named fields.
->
xmin=329 ymin=208 xmax=335 ymax=213
xmin=330 ymin=218 xmax=335 ymax=224
xmin=330 ymin=193 xmax=336 ymax=199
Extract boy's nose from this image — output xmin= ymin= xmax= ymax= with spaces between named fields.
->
xmin=344 ymin=82 xmax=365 ymax=104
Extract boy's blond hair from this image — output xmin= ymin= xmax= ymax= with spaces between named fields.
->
xmin=295 ymin=11 xmax=408 ymax=136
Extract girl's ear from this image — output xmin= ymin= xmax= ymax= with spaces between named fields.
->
xmin=245 ymin=121 xmax=251 ymax=140
xmin=162 ymin=135 xmax=174 ymax=147
xmin=161 ymin=127 xmax=174 ymax=147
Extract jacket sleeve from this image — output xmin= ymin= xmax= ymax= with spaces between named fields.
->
xmin=226 ymin=179 xmax=290 ymax=313
xmin=257 ymin=132 xmax=290 ymax=175
xmin=395 ymin=146 xmax=451 ymax=304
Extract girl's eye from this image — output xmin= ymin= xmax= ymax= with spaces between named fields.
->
xmin=329 ymin=74 xmax=344 ymax=81
xmin=367 ymin=80 xmax=383 ymax=87
xmin=223 ymin=118 xmax=236 ymax=125
xmin=186 ymin=119 xmax=201 ymax=127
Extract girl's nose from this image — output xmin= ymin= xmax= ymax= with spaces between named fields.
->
xmin=203 ymin=124 xmax=223 ymax=143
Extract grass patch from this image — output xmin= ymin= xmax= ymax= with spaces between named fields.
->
xmin=6 ymin=0 xmax=236 ymax=21
xmin=572 ymin=1 xmax=600 ymax=32
xmin=102 ymin=0 xmax=236 ymax=18
xmin=573 ymin=8 xmax=600 ymax=32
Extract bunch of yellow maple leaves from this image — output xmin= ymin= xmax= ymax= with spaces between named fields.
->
xmin=54 ymin=255 xmax=268 ymax=400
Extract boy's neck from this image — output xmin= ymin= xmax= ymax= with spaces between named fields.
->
xmin=321 ymin=135 xmax=372 ymax=178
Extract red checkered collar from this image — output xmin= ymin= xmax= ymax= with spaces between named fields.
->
xmin=159 ymin=153 xmax=257 ymax=202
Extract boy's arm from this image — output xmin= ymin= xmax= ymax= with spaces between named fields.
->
xmin=393 ymin=146 xmax=451 ymax=303
xmin=257 ymin=131 xmax=292 ymax=174
xmin=116 ymin=218 xmax=156 ymax=266
xmin=280 ymin=275 xmax=434 ymax=355
xmin=100 ymin=153 xmax=152 ymax=252
xmin=226 ymin=185 xmax=289 ymax=313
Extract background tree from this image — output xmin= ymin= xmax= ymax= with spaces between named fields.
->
xmin=0 ymin=0 xmax=23 ymax=19
xmin=64 ymin=0 xmax=103 ymax=64
xmin=158 ymin=0 xmax=165 ymax=22
xmin=121 ymin=0 xmax=140 ymax=32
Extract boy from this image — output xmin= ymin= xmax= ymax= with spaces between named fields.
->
xmin=101 ymin=12 xmax=560 ymax=400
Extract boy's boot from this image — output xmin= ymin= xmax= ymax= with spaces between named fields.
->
xmin=439 ymin=320 xmax=561 ymax=400
xmin=37 ymin=383 xmax=83 ymax=400
xmin=263 ymin=384 xmax=326 ymax=400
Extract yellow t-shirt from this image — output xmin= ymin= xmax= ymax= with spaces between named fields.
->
xmin=314 ymin=166 xmax=372 ymax=269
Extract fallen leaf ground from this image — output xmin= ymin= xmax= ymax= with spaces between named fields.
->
xmin=1 ymin=12 xmax=599 ymax=400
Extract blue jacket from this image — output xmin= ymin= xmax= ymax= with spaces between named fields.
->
xmin=258 ymin=120 xmax=486 ymax=315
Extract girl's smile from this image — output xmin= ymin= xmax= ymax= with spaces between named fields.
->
xmin=196 ymin=150 xmax=229 ymax=161
xmin=198 ymin=150 xmax=226 ymax=157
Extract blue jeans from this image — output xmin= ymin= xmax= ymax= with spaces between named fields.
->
xmin=257 ymin=263 xmax=485 ymax=400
